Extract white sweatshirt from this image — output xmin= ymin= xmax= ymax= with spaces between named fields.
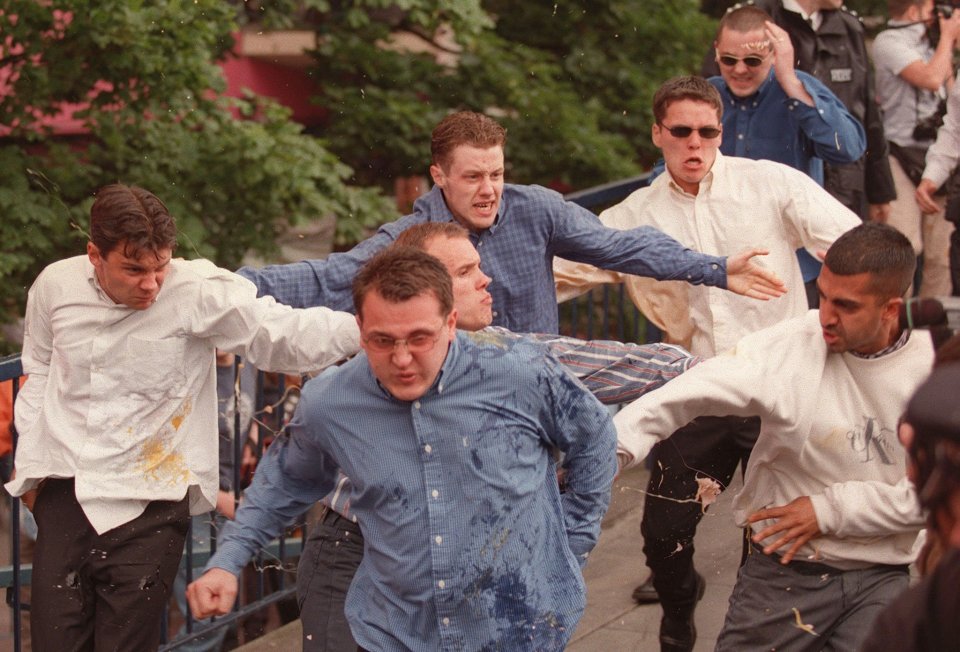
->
xmin=615 ymin=311 xmax=935 ymax=568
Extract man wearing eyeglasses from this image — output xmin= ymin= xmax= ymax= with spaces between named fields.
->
xmin=554 ymin=75 xmax=859 ymax=652
xmin=187 ymin=246 xmax=619 ymax=652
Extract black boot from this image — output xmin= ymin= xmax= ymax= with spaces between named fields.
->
xmin=658 ymin=571 xmax=706 ymax=652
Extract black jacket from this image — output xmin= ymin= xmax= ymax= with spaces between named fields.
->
xmin=704 ymin=1 xmax=896 ymax=215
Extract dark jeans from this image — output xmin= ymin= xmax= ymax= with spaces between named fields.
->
xmin=640 ymin=416 xmax=760 ymax=620
xmin=32 ymin=478 xmax=189 ymax=652
xmin=297 ymin=507 xmax=365 ymax=652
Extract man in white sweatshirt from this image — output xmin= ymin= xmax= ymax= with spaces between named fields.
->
xmin=616 ymin=222 xmax=935 ymax=651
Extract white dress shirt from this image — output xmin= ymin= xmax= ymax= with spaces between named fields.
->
xmin=554 ymin=152 xmax=859 ymax=357
xmin=8 ymin=255 xmax=360 ymax=533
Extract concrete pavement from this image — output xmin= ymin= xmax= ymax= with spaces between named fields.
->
xmin=236 ymin=463 xmax=743 ymax=652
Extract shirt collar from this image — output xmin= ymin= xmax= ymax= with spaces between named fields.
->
xmin=86 ymin=256 xmax=114 ymax=304
xmin=782 ymin=0 xmax=822 ymax=30
xmin=429 ymin=184 xmax=504 ymax=236
xmin=849 ymin=328 xmax=911 ymax=360
xmin=667 ymin=149 xmax=724 ymax=196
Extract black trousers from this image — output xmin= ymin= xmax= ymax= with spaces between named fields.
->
xmin=31 ymin=478 xmax=190 ymax=652
xmin=297 ymin=508 xmax=365 ymax=652
xmin=640 ymin=416 xmax=760 ymax=619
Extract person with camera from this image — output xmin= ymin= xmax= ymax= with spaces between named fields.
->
xmin=916 ymin=70 xmax=960 ymax=296
xmin=873 ymin=0 xmax=960 ymax=297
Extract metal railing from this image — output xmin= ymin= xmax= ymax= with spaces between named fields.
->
xmin=0 ymin=172 xmax=656 ymax=650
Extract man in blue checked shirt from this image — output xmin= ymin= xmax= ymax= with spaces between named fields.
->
xmin=188 ymin=246 xmax=620 ymax=651
xmin=285 ymin=222 xmax=699 ymax=652
xmin=237 ymin=110 xmax=786 ymax=335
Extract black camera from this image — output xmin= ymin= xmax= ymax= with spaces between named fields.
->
xmin=913 ymin=99 xmax=948 ymax=141
xmin=927 ymin=3 xmax=960 ymax=45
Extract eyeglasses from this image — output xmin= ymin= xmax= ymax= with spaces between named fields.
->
xmin=658 ymin=124 xmax=722 ymax=139
xmin=363 ymin=329 xmax=443 ymax=354
xmin=717 ymin=54 xmax=769 ymax=68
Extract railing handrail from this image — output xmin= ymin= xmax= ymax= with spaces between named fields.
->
xmin=0 ymin=354 xmax=23 ymax=383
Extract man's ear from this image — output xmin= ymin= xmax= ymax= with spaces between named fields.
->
xmin=429 ymin=163 xmax=445 ymax=189
xmin=884 ymin=296 xmax=904 ymax=324
xmin=87 ymin=242 xmax=101 ymax=267
xmin=651 ymin=123 xmax=662 ymax=149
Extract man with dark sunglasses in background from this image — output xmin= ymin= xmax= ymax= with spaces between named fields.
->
xmin=710 ymin=5 xmax=867 ymax=311
xmin=554 ymin=74 xmax=859 ymax=652
xmin=704 ymin=0 xmax=897 ymax=225
xmin=711 ymin=5 xmax=866 ymax=185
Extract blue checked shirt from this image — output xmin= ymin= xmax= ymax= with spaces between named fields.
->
xmin=238 ymin=184 xmax=727 ymax=333
xmin=321 ymin=330 xmax=699 ymax=519
xmin=209 ymin=330 xmax=618 ymax=651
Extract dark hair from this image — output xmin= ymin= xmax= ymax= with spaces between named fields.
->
xmin=652 ymin=76 xmax=723 ymax=125
xmin=718 ymin=5 xmax=772 ymax=40
xmin=352 ymin=246 xmax=454 ymax=319
xmin=904 ymin=363 xmax=960 ymax=529
xmin=90 ymin=184 xmax=177 ymax=258
xmin=394 ymin=222 xmax=470 ymax=251
xmin=823 ymin=223 xmax=916 ymax=300
xmin=431 ymin=111 xmax=507 ymax=171
xmin=888 ymin=0 xmax=926 ymax=18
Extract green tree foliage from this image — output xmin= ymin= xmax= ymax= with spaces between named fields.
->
xmin=0 ymin=0 xmax=392 ymax=345
xmin=296 ymin=0 xmax=715 ymax=189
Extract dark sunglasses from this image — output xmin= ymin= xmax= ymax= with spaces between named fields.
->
xmin=718 ymin=54 xmax=767 ymax=68
xmin=659 ymin=124 xmax=722 ymax=139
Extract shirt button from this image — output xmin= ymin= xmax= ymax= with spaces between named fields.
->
xmin=414 ymin=401 xmax=421 ymax=409
xmin=435 ymin=535 xmax=443 ymax=544
xmin=438 ymin=580 xmax=446 ymax=589
xmin=737 ymin=134 xmax=744 ymax=140
xmin=442 ymin=617 xmax=450 ymax=626
xmin=424 ymin=444 xmax=432 ymax=454
xmin=711 ymin=263 xmax=719 ymax=270
xmin=432 ymin=489 xmax=439 ymax=499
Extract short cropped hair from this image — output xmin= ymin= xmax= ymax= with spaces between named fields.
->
xmin=394 ymin=222 xmax=470 ymax=251
xmin=431 ymin=111 xmax=507 ymax=171
xmin=887 ymin=0 xmax=925 ymax=18
xmin=90 ymin=184 xmax=177 ymax=258
xmin=352 ymin=246 xmax=454 ymax=319
xmin=823 ymin=223 xmax=916 ymax=300
xmin=718 ymin=5 xmax=772 ymax=39
xmin=652 ymin=76 xmax=723 ymax=125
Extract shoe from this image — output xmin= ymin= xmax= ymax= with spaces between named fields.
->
xmin=631 ymin=576 xmax=660 ymax=604
xmin=658 ymin=571 xmax=706 ymax=652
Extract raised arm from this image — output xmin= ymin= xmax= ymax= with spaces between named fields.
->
xmin=189 ymin=263 xmax=360 ymax=375
xmin=551 ymin=194 xmax=785 ymax=299
xmin=235 ymin=216 xmax=418 ymax=309
xmin=765 ymin=22 xmax=866 ymax=164
xmin=528 ymin=333 xmax=700 ymax=405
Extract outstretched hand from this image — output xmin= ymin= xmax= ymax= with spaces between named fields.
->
xmin=725 ymin=248 xmax=787 ymax=300
xmin=747 ymin=496 xmax=821 ymax=564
